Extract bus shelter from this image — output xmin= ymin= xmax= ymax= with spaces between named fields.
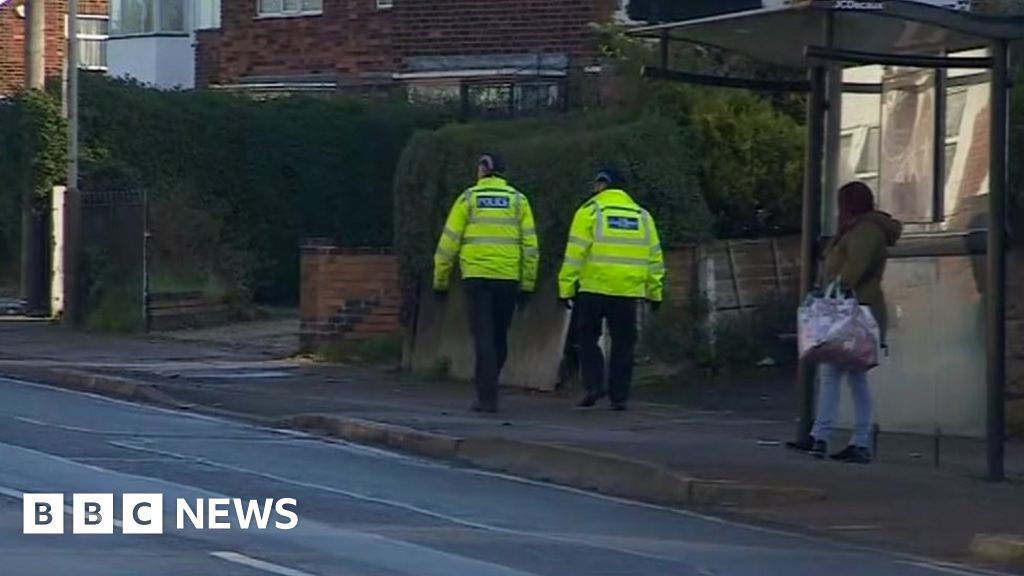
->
xmin=628 ymin=0 xmax=1022 ymax=479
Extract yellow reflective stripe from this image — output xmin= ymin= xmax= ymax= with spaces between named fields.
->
xmin=568 ymin=236 xmax=588 ymax=248
xmin=604 ymin=237 xmax=649 ymax=246
xmin=522 ymin=247 xmax=539 ymax=256
xmin=470 ymin=215 xmax=519 ymax=225
xmin=435 ymin=247 xmax=457 ymax=259
xmin=563 ymin=256 xmax=584 ymax=267
xmin=443 ymin=228 xmax=461 ymax=242
xmin=522 ymin=227 xmax=537 ymax=236
xmin=463 ymin=236 xmax=520 ymax=245
xmin=589 ymin=254 xmax=649 ymax=266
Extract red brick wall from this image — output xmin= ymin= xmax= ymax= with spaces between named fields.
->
xmin=392 ymin=0 xmax=617 ymax=64
xmin=300 ymin=240 xmax=401 ymax=350
xmin=195 ymin=0 xmax=396 ymax=87
xmin=1 ymin=0 xmax=108 ymax=95
xmin=196 ymin=0 xmax=618 ymax=88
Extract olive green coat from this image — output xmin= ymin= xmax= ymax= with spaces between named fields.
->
xmin=823 ymin=211 xmax=903 ymax=343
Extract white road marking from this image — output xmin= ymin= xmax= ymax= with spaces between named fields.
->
xmin=0 ymin=377 xmax=450 ymax=467
xmin=899 ymin=561 xmax=1014 ymax=576
xmin=0 ymin=485 xmax=123 ymax=529
xmin=210 ymin=551 xmax=320 ymax=576
xmin=1 ymin=376 xmax=1017 ymax=576
xmin=108 ymin=440 xmax=858 ymax=565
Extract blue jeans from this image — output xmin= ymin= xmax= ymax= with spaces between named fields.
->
xmin=811 ymin=363 xmax=873 ymax=449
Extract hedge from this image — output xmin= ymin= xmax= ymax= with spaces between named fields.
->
xmin=0 ymin=90 xmax=67 ymax=285
xmin=392 ymin=113 xmax=714 ymax=325
xmin=0 ymin=74 xmax=446 ymax=304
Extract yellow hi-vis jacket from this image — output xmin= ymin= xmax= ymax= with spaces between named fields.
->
xmin=558 ymin=189 xmax=665 ymax=301
xmin=433 ymin=176 xmax=540 ymax=292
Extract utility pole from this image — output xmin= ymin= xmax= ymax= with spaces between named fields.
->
xmin=21 ymin=0 xmax=47 ymax=316
xmin=63 ymin=0 xmax=82 ymax=327
xmin=24 ymin=0 xmax=43 ymax=88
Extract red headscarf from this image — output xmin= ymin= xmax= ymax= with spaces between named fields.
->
xmin=838 ymin=181 xmax=875 ymax=234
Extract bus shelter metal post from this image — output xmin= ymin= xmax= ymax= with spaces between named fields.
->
xmin=986 ymin=38 xmax=1009 ymax=482
xmin=795 ymin=65 xmax=827 ymax=444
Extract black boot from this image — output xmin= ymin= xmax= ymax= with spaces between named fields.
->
xmin=832 ymin=445 xmax=872 ymax=464
xmin=577 ymin=390 xmax=607 ymax=408
xmin=785 ymin=436 xmax=815 ymax=452
xmin=787 ymin=437 xmax=827 ymax=459
xmin=471 ymin=400 xmax=497 ymax=413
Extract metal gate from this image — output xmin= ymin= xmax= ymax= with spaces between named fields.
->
xmin=78 ymin=189 xmax=147 ymax=331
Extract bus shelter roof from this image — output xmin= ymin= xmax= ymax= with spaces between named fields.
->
xmin=627 ymin=1 xmax=1024 ymax=68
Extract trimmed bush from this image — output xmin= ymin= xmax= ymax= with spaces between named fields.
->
xmin=0 ymin=75 xmax=446 ymax=308
xmin=393 ymin=113 xmax=714 ymax=325
xmin=0 ymin=89 xmax=67 ymax=285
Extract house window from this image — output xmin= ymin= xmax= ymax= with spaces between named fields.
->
xmin=77 ymin=16 xmax=109 ymax=71
xmin=194 ymin=0 xmax=221 ymax=30
xmin=846 ymin=125 xmax=880 ymax=195
xmin=110 ymin=0 xmax=187 ymax=35
xmin=377 ymin=0 xmax=394 ymax=8
xmin=258 ymin=0 xmax=322 ymax=17
xmin=944 ymin=87 xmax=968 ymax=184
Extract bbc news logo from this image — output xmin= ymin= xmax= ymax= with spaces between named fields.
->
xmin=23 ymin=493 xmax=298 ymax=534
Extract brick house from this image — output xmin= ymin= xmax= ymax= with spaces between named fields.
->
xmin=195 ymin=0 xmax=622 ymax=110
xmin=0 ymin=0 xmax=110 ymax=95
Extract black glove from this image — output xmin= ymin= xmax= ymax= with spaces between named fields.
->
xmin=559 ymin=298 xmax=573 ymax=310
xmin=649 ymin=300 xmax=662 ymax=313
xmin=517 ymin=292 xmax=532 ymax=310
xmin=433 ymin=290 xmax=447 ymax=303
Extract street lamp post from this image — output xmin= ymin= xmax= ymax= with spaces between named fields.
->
xmin=63 ymin=0 xmax=81 ymax=327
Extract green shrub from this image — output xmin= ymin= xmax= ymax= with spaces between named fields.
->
xmin=0 ymin=75 xmax=446 ymax=314
xmin=596 ymin=23 xmax=806 ymax=239
xmin=393 ymin=113 xmax=714 ymax=325
xmin=80 ymin=245 xmax=145 ymax=332
xmin=640 ymin=293 xmax=712 ymax=366
xmin=0 ymin=89 xmax=67 ymax=282
xmin=640 ymin=290 xmax=797 ymax=372
xmin=73 ymin=75 xmax=445 ymax=304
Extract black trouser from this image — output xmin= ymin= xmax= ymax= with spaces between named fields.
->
xmin=557 ymin=306 xmax=581 ymax=389
xmin=464 ymin=278 xmax=519 ymax=405
xmin=576 ymin=292 xmax=638 ymax=405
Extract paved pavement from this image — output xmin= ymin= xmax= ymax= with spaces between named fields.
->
xmin=0 ymin=376 xmax=1016 ymax=576
xmin=0 ymin=319 xmax=1022 ymax=571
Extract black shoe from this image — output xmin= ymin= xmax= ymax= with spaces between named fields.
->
xmin=829 ymin=445 xmax=858 ymax=462
xmin=577 ymin=391 xmax=607 ymax=408
xmin=471 ymin=400 xmax=497 ymax=413
xmin=836 ymin=446 xmax=872 ymax=464
xmin=610 ymin=402 xmax=627 ymax=412
xmin=786 ymin=437 xmax=827 ymax=459
xmin=809 ymin=440 xmax=827 ymax=459
xmin=785 ymin=437 xmax=816 ymax=453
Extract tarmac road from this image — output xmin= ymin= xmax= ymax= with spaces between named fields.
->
xmin=0 ymin=376 xmax=1012 ymax=576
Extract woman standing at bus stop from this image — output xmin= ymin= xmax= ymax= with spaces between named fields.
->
xmin=790 ymin=181 xmax=903 ymax=464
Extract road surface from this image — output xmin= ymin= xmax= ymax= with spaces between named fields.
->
xmin=0 ymin=376 xmax=1010 ymax=576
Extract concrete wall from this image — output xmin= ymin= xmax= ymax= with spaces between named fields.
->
xmin=837 ymin=255 xmax=987 ymax=437
xmin=405 ymin=274 xmax=570 ymax=392
xmin=401 ymin=239 xmax=801 ymax=391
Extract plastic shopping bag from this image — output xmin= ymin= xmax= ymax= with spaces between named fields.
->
xmin=797 ymin=282 xmax=881 ymax=370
